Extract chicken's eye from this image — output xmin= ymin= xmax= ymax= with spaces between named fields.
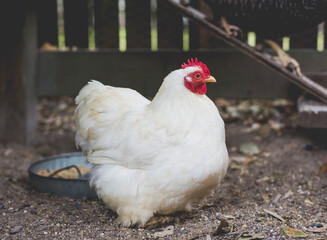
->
xmin=194 ymin=73 xmax=201 ymax=80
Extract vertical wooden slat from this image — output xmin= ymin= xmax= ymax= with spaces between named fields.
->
xmin=188 ymin=0 xmax=199 ymax=50
xmin=157 ymin=1 xmax=183 ymax=49
xmin=0 ymin=0 xmax=37 ymax=143
xmin=290 ymin=28 xmax=317 ymax=49
xmin=64 ymin=0 xmax=89 ymax=48
xmin=324 ymin=22 xmax=327 ymax=50
xmin=189 ymin=0 xmax=228 ymax=49
xmin=94 ymin=0 xmax=119 ymax=49
xmin=125 ymin=0 xmax=151 ymax=49
xmin=36 ymin=0 xmax=58 ymax=47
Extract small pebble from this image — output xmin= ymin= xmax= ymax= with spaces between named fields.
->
xmin=16 ymin=204 xmax=30 ymax=212
xmin=0 ymin=205 xmax=4 ymax=210
xmin=30 ymin=208 xmax=38 ymax=214
xmin=10 ymin=225 xmax=23 ymax=234
xmin=313 ymin=223 xmax=323 ymax=228
xmin=75 ymin=202 xmax=81 ymax=210
xmin=303 ymin=144 xmax=313 ymax=151
xmin=316 ymin=212 xmax=323 ymax=218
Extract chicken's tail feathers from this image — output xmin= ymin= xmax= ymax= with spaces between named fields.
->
xmin=74 ymin=79 xmax=150 ymax=157
xmin=75 ymin=80 xmax=105 ymax=105
xmin=74 ymin=80 xmax=106 ymax=155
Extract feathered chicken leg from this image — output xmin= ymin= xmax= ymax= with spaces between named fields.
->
xmin=264 ymin=40 xmax=302 ymax=76
xmin=221 ymin=16 xmax=243 ymax=38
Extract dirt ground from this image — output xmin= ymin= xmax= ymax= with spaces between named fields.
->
xmin=0 ymin=97 xmax=326 ymax=239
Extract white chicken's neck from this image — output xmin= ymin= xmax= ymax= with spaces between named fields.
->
xmin=147 ymin=68 xmax=215 ymax=130
xmin=150 ymin=68 xmax=206 ymax=109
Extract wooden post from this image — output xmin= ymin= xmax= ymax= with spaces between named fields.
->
xmin=0 ymin=0 xmax=37 ymax=144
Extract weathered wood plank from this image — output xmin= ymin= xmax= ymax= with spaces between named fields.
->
xmin=64 ymin=0 xmax=89 ymax=48
xmin=125 ymin=0 xmax=151 ymax=49
xmin=290 ymin=28 xmax=317 ymax=49
xmin=37 ymin=50 xmax=327 ymax=99
xmin=298 ymin=95 xmax=327 ymax=128
xmin=36 ymin=0 xmax=58 ymax=47
xmin=189 ymin=0 xmax=227 ymax=49
xmin=157 ymin=0 xmax=183 ymax=49
xmin=94 ymin=0 xmax=119 ymax=49
xmin=164 ymin=0 xmax=327 ymax=103
xmin=0 ymin=0 xmax=37 ymax=143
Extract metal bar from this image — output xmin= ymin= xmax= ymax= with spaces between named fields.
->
xmin=164 ymin=0 xmax=327 ymax=104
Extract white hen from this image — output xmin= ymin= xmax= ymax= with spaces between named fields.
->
xmin=75 ymin=58 xmax=229 ymax=227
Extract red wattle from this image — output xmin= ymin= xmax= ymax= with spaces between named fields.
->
xmin=196 ymin=83 xmax=207 ymax=95
xmin=184 ymin=79 xmax=207 ymax=95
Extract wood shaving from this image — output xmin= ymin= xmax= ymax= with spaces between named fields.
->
xmin=37 ymin=165 xmax=90 ymax=179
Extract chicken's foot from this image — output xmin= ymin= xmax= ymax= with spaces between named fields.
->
xmin=264 ymin=40 xmax=302 ymax=76
xmin=221 ymin=16 xmax=243 ymax=38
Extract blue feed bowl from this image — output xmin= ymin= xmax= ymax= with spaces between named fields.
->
xmin=28 ymin=152 xmax=96 ymax=199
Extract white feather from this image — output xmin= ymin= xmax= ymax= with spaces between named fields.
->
xmin=75 ymin=66 xmax=229 ymax=226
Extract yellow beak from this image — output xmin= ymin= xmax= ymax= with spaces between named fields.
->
xmin=204 ymin=76 xmax=216 ymax=83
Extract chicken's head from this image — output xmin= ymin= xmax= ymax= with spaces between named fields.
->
xmin=181 ymin=58 xmax=216 ymax=95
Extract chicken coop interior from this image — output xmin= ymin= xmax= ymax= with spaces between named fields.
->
xmin=1 ymin=0 xmax=327 ymax=238
xmin=1 ymin=0 xmax=327 ymax=143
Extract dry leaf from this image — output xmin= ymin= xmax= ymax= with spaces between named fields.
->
xmin=230 ymin=165 xmax=244 ymax=170
xmin=263 ymin=209 xmax=285 ymax=222
xmin=243 ymin=156 xmax=255 ymax=165
xmin=239 ymin=233 xmax=265 ymax=240
xmin=304 ymin=199 xmax=314 ymax=206
xmin=263 ymin=152 xmax=271 ymax=158
xmin=256 ymin=176 xmax=271 ymax=183
xmin=213 ymin=219 xmax=229 ymax=236
xmin=319 ymin=159 xmax=327 ymax=174
xmin=41 ymin=42 xmax=58 ymax=51
xmin=153 ymin=225 xmax=174 ymax=238
xmin=261 ymin=193 xmax=270 ymax=203
xmin=273 ymin=193 xmax=282 ymax=203
xmin=259 ymin=124 xmax=271 ymax=140
xmin=4 ymin=148 xmax=13 ymax=157
xmin=239 ymin=142 xmax=260 ymax=155
xmin=283 ymin=190 xmax=294 ymax=199
xmin=230 ymin=155 xmax=249 ymax=163
xmin=283 ymin=226 xmax=307 ymax=238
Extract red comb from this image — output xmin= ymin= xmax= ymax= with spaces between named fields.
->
xmin=181 ymin=58 xmax=210 ymax=76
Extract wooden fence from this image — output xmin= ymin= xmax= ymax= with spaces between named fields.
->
xmin=35 ymin=0 xmax=327 ymax=98
xmin=0 ymin=0 xmax=327 ymax=142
